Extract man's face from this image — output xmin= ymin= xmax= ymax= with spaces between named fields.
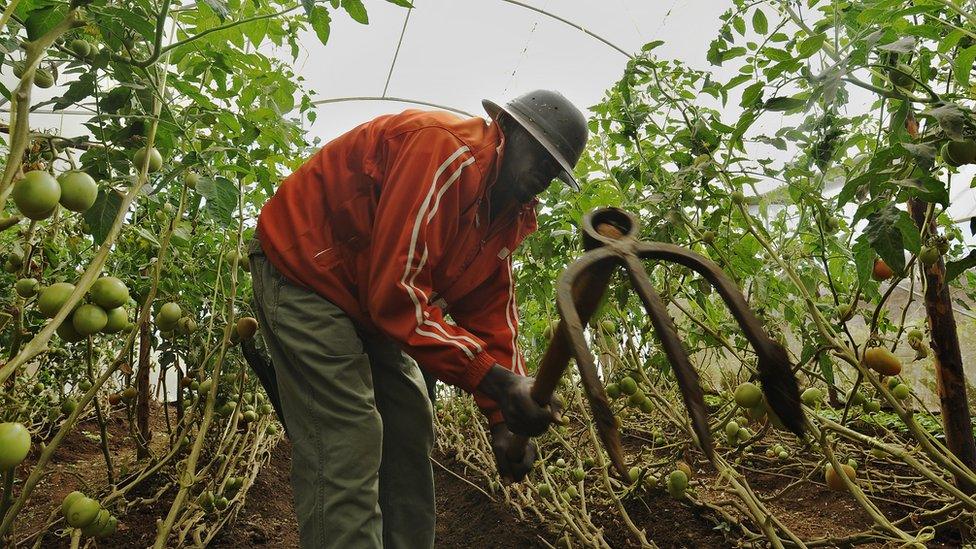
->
xmin=498 ymin=121 xmax=563 ymax=204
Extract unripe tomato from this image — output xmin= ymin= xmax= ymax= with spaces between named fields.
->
xmin=60 ymin=398 xmax=77 ymax=415
xmin=0 ymin=422 xmax=31 ymax=468
xmin=892 ymin=383 xmax=911 ymax=400
xmin=102 ymin=307 xmax=129 ymax=333
xmin=72 ymin=304 xmax=108 ymax=335
xmin=801 ymin=387 xmax=824 ymax=406
xmin=666 ymin=470 xmax=688 ymax=498
xmin=155 ymin=302 xmax=182 ymax=330
xmin=65 ymin=496 xmax=100 ymax=527
xmin=70 ymin=39 xmax=91 ymax=57
xmin=33 ymin=68 xmax=55 ymax=88
xmin=863 ymin=347 xmax=902 ymax=376
xmin=918 ymin=245 xmax=940 ymax=266
xmin=619 ymin=376 xmax=638 ymax=396
xmin=57 ymin=319 xmax=86 ymax=343
xmin=134 ymin=147 xmax=163 ymax=173
xmin=13 ymin=171 xmax=60 ymax=220
xmin=57 ymin=171 xmax=98 ymax=212
xmin=90 ymin=277 xmax=129 ymax=309
xmin=38 ymin=282 xmax=76 ymax=318
xmin=15 ymin=278 xmax=39 ymax=298
xmin=61 ymin=491 xmax=85 ymax=518
xmin=733 ymin=382 xmax=762 ymax=408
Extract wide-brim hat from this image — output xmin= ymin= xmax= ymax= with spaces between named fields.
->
xmin=482 ymin=90 xmax=588 ymax=191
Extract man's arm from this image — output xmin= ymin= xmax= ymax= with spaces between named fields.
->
xmin=365 ymin=128 xmax=552 ymax=437
xmin=448 ymin=255 xmax=525 ymax=426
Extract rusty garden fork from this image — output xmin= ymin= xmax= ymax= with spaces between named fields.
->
xmin=508 ymin=207 xmax=806 ymax=481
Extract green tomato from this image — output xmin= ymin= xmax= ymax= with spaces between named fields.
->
xmin=61 ymin=491 xmax=85 ymax=518
xmin=666 ymin=470 xmax=689 ymax=498
xmin=57 ymin=171 xmax=98 ymax=212
xmin=919 ymin=246 xmax=940 ymax=266
xmin=734 ymin=382 xmax=762 ymax=408
xmin=38 ymin=282 xmax=76 ymax=318
xmin=156 ymin=302 xmax=182 ymax=330
xmin=134 ymin=146 xmax=163 ymax=173
xmin=619 ymin=376 xmax=638 ymax=396
xmin=13 ymin=171 xmax=60 ymax=220
xmin=72 ymin=304 xmax=108 ymax=336
xmin=70 ymin=39 xmax=91 ymax=57
xmin=0 ymin=422 xmax=31 ymax=469
xmin=90 ymin=277 xmax=129 ymax=309
xmin=15 ymin=278 xmax=39 ymax=298
xmin=66 ymin=496 xmax=100 ymax=528
xmin=892 ymin=383 xmax=911 ymax=400
xmin=102 ymin=307 xmax=129 ymax=334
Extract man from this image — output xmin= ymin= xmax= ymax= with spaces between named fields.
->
xmin=247 ymin=89 xmax=588 ymax=548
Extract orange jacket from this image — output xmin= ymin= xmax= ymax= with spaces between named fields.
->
xmin=256 ymin=109 xmax=537 ymax=424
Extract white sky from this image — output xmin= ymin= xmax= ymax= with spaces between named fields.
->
xmin=6 ymin=1 xmax=975 ymax=224
xmin=11 ymin=1 xmax=723 ymax=142
xmin=290 ymin=0 xmax=722 ymax=142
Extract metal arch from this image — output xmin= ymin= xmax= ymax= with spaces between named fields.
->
xmin=310 ymin=96 xmax=477 ymax=118
xmin=497 ymin=0 xmax=635 ymax=59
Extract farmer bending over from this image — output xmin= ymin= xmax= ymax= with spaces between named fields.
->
xmin=248 ymin=89 xmax=588 ymax=548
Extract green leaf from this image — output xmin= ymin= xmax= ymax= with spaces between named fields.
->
xmin=954 ymin=44 xmax=976 ymax=88
xmin=797 ymin=34 xmax=825 ymax=58
xmin=889 ymin=175 xmax=949 ymax=207
xmin=946 ymin=250 xmax=976 ymax=283
xmin=197 ymin=176 xmax=239 ymax=225
xmin=25 ymin=5 xmax=66 ymax=41
xmin=921 ymin=103 xmax=966 ymax=140
xmin=341 ymin=0 xmax=368 ymax=24
xmin=385 ymin=0 xmax=413 ymax=6
xmin=852 ymin=236 xmax=876 ymax=287
xmin=309 ymin=6 xmax=331 ymax=45
xmin=740 ymin=81 xmax=763 ymax=108
xmin=99 ymin=87 xmax=132 ymax=114
xmin=763 ymin=96 xmax=806 ymax=112
xmin=733 ymin=16 xmax=745 ymax=36
xmin=83 ymin=189 xmax=124 ymax=245
xmin=818 ymin=353 xmax=834 ymax=385
xmin=301 ymin=0 xmax=314 ymax=17
xmin=47 ymin=72 xmax=95 ymax=111
xmin=861 ymin=202 xmax=920 ymax=275
xmin=202 ymin=0 xmax=230 ymax=21
xmin=878 ymin=36 xmax=916 ymax=53
xmin=899 ymin=142 xmax=937 ymax=164
xmin=752 ymin=9 xmax=768 ymax=34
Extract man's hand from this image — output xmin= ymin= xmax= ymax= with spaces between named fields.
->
xmin=490 ymin=423 xmax=537 ymax=482
xmin=478 ymin=364 xmax=558 ymax=437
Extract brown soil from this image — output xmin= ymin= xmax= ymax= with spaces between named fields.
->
xmin=10 ymin=406 xmax=966 ymax=548
xmin=211 ymin=442 xmax=548 ymax=548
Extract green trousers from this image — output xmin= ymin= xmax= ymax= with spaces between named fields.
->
xmin=248 ymin=239 xmax=436 ymax=549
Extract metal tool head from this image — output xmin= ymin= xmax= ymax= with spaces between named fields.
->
xmin=527 ymin=207 xmax=804 ymax=483
xmin=755 ymin=340 xmax=806 ymax=437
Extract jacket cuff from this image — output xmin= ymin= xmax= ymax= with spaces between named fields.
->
xmin=486 ymin=410 xmax=505 ymax=427
xmin=463 ymin=350 xmax=497 ymax=394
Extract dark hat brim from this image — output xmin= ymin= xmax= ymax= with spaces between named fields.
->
xmin=482 ymin=98 xmax=581 ymax=191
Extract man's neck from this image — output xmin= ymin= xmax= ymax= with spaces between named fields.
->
xmin=488 ymin=183 xmax=515 ymax=224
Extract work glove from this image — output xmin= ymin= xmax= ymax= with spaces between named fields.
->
xmin=489 ymin=423 xmax=538 ymax=483
xmin=477 ymin=364 xmax=560 ymax=437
